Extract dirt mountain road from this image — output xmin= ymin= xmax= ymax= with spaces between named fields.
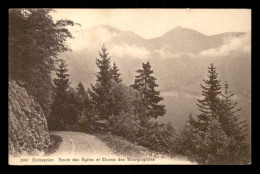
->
xmin=50 ymin=131 xmax=117 ymax=158
xmin=48 ymin=131 xmax=196 ymax=165
xmin=9 ymin=131 xmax=196 ymax=165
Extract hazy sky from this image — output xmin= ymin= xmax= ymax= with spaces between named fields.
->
xmin=51 ymin=9 xmax=251 ymax=39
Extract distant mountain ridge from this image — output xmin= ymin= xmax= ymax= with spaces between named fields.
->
xmin=84 ymin=25 xmax=246 ymax=54
xmin=65 ymin=25 xmax=250 ymax=100
xmin=91 ymin=25 xmax=245 ymax=41
xmin=76 ymin=25 xmax=246 ymax=54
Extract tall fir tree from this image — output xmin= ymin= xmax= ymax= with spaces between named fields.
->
xmin=220 ymin=81 xmax=248 ymax=139
xmin=177 ymin=64 xmax=250 ymax=164
xmin=49 ymin=61 xmax=76 ymax=130
xmin=131 ymin=61 xmax=166 ymax=123
xmin=218 ymin=81 xmax=250 ymax=164
xmin=76 ymin=82 xmax=87 ymax=102
xmin=110 ymin=62 xmax=123 ymax=83
xmin=76 ymin=82 xmax=92 ymax=132
xmin=88 ymin=44 xmax=113 ymax=120
xmin=192 ymin=63 xmax=222 ymax=131
xmin=177 ymin=64 xmax=230 ymax=164
xmin=76 ymin=82 xmax=87 ymax=115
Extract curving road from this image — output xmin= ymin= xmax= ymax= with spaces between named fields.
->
xmin=50 ymin=131 xmax=118 ymax=158
xmin=9 ymin=131 xmax=196 ymax=165
xmin=48 ymin=131 xmax=196 ymax=165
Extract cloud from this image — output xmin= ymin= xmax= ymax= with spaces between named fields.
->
xmin=152 ymin=45 xmax=187 ymax=59
xmin=198 ymin=32 xmax=251 ymax=57
xmin=67 ymin=24 xmax=251 ymax=61
xmin=68 ymin=27 xmax=118 ymax=51
xmin=110 ymin=43 xmax=150 ymax=59
xmin=152 ymin=46 xmax=172 ymax=59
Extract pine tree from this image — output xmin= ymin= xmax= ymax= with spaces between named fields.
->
xmin=76 ymin=82 xmax=87 ymax=101
xmin=202 ymin=115 xmax=231 ymax=164
xmin=218 ymin=81 xmax=250 ymax=163
xmin=76 ymin=82 xmax=87 ymax=115
xmin=76 ymin=82 xmax=92 ymax=132
xmin=131 ymin=61 xmax=166 ymax=122
xmin=53 ymin=61 xmax=70 ymax=95
xmin=220 ymin=81 xmax=248 ymax=138
xmin=177 ymin=64 xmax=250 ymax=164
xmin=188 ymin=63 xmax=227 ymax=164
xmin=192 ymin=63 xmax=222 ymax=131
xmin=88 ymin=44 xmax=113 ymax=121
xmin=110 ymin=62 xmax=122 ymax=83
xmin=49 ymin=61 xmax=76 ymax=130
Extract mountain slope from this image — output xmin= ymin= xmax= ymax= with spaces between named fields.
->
xmin=147 ymin=26 xmax=224 ymax=53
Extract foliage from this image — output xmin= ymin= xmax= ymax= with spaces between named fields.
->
xmin=131 ymin=61 xmax=166 ymax=123
xmin=107 ymin=81 xmax=142 ymax=139
xmin=87 ymin=62 xmax=175 ymax=155
xmin=110 ymin=62 xmax=123 ymax=83
xmin=218 ymin=81 xmax=250 ymax=164
xmin=175 ymin=64 xmax=250 ymax=164
xmin=194 ymin=63 xmax=222 ymax=131
xmin=88 ymin=44 xmax=113 ymax=121
xmin=49 ymin=61 xmax=77 ymax=131
xmin=95 ymin=60 xmax=172 ymax=155
xmin=95 ymin=133 xmax=156 ymax=158
xmin=136 ymin=121 xmax=175 ymax=155
xmin=9 ymin=9 xmax=75 ymax=118
xmin=75 ymin=82 xmax=93 ymax=132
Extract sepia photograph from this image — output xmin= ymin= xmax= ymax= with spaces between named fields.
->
xmin=8 ymin=8 xmax=251 ymax=165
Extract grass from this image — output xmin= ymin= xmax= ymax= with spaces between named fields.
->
xmin=44 ymin=134 xmax=63 ymax=155
xmin=95 ymin=132 xmax=196 ymax=164
xmin=95 ymin=133 xmax=166 ymax=158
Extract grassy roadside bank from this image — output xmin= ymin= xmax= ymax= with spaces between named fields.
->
xmin=95 ymin=132 xmax=181 ymax=159
xmin=95 ymin=132 xmax=197 ymax=164
xmin=95 ymin=133 xmax=156 ymax=158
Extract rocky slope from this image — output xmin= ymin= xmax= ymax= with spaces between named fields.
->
xmin=8 ymin=80 xmax=51 ymax=156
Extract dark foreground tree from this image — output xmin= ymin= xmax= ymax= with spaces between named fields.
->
xmin=75 ymin=82 xmax=87 ymax=121
xmin=131 ymin=61 xmax=166 ymax=123
xmin=76 ymin=82 xmax=86 ymax=100
xmin=49 ymin=61 xmax=77 ymax=130
xmin=75 ymin=82 xmax=92 ymax=132
xmin=9 ymin=9 xmax=75 ymax=118
xmin=88 ymin=44 xmax=113 ymax=122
